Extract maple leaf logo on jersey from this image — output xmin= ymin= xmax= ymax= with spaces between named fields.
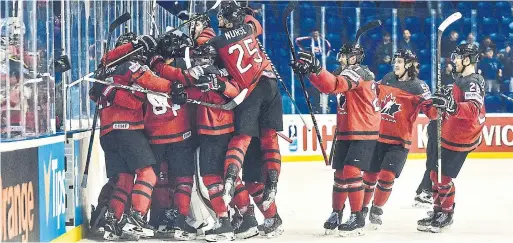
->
xmin=381 ymin=93 xmax=401 ymax=118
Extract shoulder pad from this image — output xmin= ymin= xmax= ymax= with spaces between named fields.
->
xmin=347 ymin=65 xmax=375 ymax=81
xmin=456 ymin=73 xmax=485 ymax=103
xmin=418 ymin=80 xmax=431 ymax=99
xmin=380 ymin=72 xmax=397 ymax=85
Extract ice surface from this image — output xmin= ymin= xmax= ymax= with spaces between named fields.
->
xmin=82 ymin=159 xmax=513 ymax=242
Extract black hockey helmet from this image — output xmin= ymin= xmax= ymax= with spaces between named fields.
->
xmin=157 ymin=30 xmax=193 ymax=58
xmin=189 ymin=14 xmax=211 ymax=38
xmin=115 ymin=32 xmax=137 ymax=47
xmin=451 ymin=43 xmax=479 ymax=64
xmin=217 ymin=1 xmax=244 ymax=28
xmin=337 ymin=43 xmax=365 ymax=64
xmin=393 ymin=49 xmax=418 ymax=78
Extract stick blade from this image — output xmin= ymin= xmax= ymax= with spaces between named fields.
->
xmin=222 ymin=88 xmax=248 ymax=110
xmin=282 ymin=1 xmax=298 ymax=22
xmin=356 ymin=20 xmax=382 ymax=42
xmin=438 ymin=12 xmax=462 ymax=32
xmin=109 ymin=12 xmax=131 ymax=32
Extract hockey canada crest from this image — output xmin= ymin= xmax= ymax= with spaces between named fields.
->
xmin=381 ymin=93 xmax=401 ymax=121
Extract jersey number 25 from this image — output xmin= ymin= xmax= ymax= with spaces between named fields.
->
xmin=228 ymin=38 xmax=263 ymax=74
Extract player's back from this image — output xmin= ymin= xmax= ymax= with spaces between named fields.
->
xmin=377 ymin=72 xmax=431 ymax=148
xmin=442 ymin=73 xmax=485 ymax=151
xmin=209 ymin=23 xmax=270 ymax=89
xmin=333 ymin=65 xmax=380 ymax=140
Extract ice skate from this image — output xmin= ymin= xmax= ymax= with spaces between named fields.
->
xmin=122 ymin=209 xmax=155 ymax=238
xmin=205 ymin=217 xmax=235 ymax=242
xmin=258 ymin=213 xmax=284 ymax=238
xmin=232 ymin=206 xmax=259 ymax=239
xmin=103 ymin=209 xmax=122 ymax=241
xmin=323 ymin=210 xmax=342 ymax=235
xmin=413 ymin=190 xmax=433 ymax=209
xmin=261 ymin=170 xmax=278 ymax=211
xmin=417 ymin=209 xmax=440 ymax=232
xmin=368 ymin=206 xmax=383 ymax=230
xmin=362 ymin=206 xmax=369 ymax=219
xmin=173 ymin=213 xmax=197 ymax=241
xmin=90 ymin=204 xmax=107 ymax=233
xmin=428 ymin=211 xmax=454 ymax=233
xmin=154 ymin=208 xmax=177 ymax=235
xmin=338 ymin=211 xmax=365 ymax=237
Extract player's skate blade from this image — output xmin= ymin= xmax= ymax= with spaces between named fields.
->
xmin=173 ymin=214 xmax=197 ymax=241
xmin=122 ymin=210 xmax=155 ymax=238
xmin=367 ymin=206 xmax=383 ymax=231
xmin=205 ymin=217 xmax=235 ymax=242
xmin=323 ymin=211 xmax=342 ymax=235
xmin=417 ymin=210 xmax=438 ymax=232
xmin=258 ymin=214 xmax=284 ymax=238
xmin=428 ymin=211 xmax=454 ymax=233
xmin=338 ymin=212 xmax=365 ymax=237
xmin=233 ymin=206 xmax=259 ymax=239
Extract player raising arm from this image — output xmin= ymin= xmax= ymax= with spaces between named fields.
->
xmin=291 ymin=43 xmax=380 ymax=236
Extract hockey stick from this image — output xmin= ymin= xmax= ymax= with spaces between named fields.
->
xmin=329 ymin=20 xmax=382 ymax=165
xmin=278 ymin=132 xmax=293 ymax=144
xmin=436 ymin=12 xmax=462 ymax=184
xmin=500 ymin=93 xmax=513 ymax=102
xmin=254 ymin=38 xmax=311 ymax=131
xmin=283 ymin=1 xmax=328 ymax=165
xmin=84 ymin=76 xmax=248 ymax=111
xmin=81 ymin=12 xmax=131 ymax=189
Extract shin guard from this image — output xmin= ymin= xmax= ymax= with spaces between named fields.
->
xmin=372 ymin=170 xmax=395 ymax=207
xmin=332 ymin=169 xmax=347 ymax=211
xmin=260 ymin=128 xmax=281 ymax=181
xmin=202 ymin=174 xmax=229 ymax=217
xmin=362 ymin=172 xmax=378 ymax=207
xmin=343 ymin=165 xmax=364 ymax=213
xmin=174 ymin=176 xmax=194 ymax=216
xmin=431 ymin=171 xmax=455 ymax=213
xmin=132 ymin=166 xmax=157 ymax=215
xmin=224 ymin=134 xmax=252 ymax=180
xmin=247 ymin=182 xmax=277 ymax=219
xmin=110 ymin=173 xmax=134 ymax=220
xmin=229 ymin=177 xmax=250 ymax=214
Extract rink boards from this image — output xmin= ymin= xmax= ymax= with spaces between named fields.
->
xmin=280 ymin=114 xmax=513 ymax=162
xmin=1 ymin=114 xmax=512 ymax=242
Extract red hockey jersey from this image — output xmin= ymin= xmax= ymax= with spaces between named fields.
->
xmin=207 ymin=15 xmax=271 ymax=91
xmin=377 ymin=72 xmax=438 ymax=149
xmin=441 ymin=73 xmax=486 ymax=152
xmin=309 ymin=65 xmax=380 ymax=140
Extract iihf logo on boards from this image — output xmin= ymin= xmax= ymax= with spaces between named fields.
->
xmin=381 ymin=93 xmax=401 ymax=122
xmin=288 ymin=123 xmax=298 ymax=152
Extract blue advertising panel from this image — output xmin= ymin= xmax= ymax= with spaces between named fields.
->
xmin=38 ymin=142 xmax=66 ymax=242
xmin=74 ymin=140 xmax=84 ymax=226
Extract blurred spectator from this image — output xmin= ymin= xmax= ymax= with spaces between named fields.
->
xmin=497 ymin=43 xmax=513 ymax=93
xmin=295 ymin=30 xmax=332 ymax=59
xmin=442 ymin=63 xmax=455 ymax=86
xmin=460 ymin=33 xmax=479 ymax=48
xmin=442 ymin=31 xmax=459 ymax=58
xmin=479 ymin=36 xmax=496 ymax=55
xmin=479 ymin=48 xmax=503 ymax=93
xmin=398 ymin=29 xmax=417 ymax=53
xmin=375 ymin=32 xmax=393 ymax=67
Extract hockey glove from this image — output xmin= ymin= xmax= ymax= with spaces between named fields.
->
xmin=133 ymin=35 xmax=158 ymax=56
xmin=147 ymin=55 xmax=164 ymax=70
xmin=171 ymin=81 xmax=187 ymax=105
xmin=291 ymin=51 xmax=322 ymax=75
xmin=195 ymin=74 xmax=226 ymax=93
xmin=89 ymin=82 xmax=106 ymax=101
xmin=431 ymin=92 xmax=457 ymax=115
xmin=187 ymin=64 xmax=221 ymax=80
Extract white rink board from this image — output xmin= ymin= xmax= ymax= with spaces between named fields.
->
xmin=82 ymin=158 xmax=513 ymax=243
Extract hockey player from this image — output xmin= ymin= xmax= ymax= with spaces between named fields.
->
xmin=291 ymin=43 xmax=380 ymax=236
xmin=187 ymin=15 xmax=260 ymax=240
xmin=148 ymin=29 xmax=252 ymax=242
xmin=204 ymin=2 xmax=284 ymax=237
xmin=361 ymin=49 xmax=438 ymax=229
xmin=417 ymin=44 xmax=485 ymax=233
xmin=89 ymin=32 xmax=184 ymax=241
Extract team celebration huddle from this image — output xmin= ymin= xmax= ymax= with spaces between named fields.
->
xmin=87 ymin=1 xmax=485 ymax=242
